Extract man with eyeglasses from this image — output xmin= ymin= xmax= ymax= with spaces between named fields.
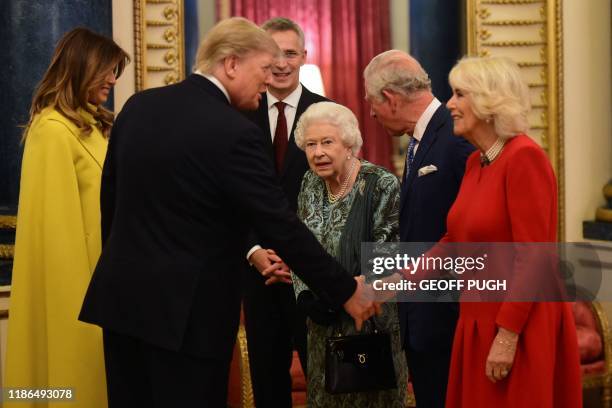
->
xmin=241 ymin=17 xmax=330 ymax=408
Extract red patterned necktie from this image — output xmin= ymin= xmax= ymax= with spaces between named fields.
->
xmin=273 ymin=101 xmax=288 ymax=173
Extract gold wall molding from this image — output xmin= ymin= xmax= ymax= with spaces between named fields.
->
xmin=147 ymin=43 xmax=174 ymax=49
xmin=146 ymin=20 xmax=175 ymax=27
xmin=147 ymin=66 xmax=176 ymax=72
xmin=0 ymin=216 xmax=16 ymax=230
xmin=134 ymin=0 xmax=185 ymax=90
xmin=481 ymin=40 xmax=546 ymax=46
xmin=482 ymin=19 xmax=545 ymax=25
xmin=236 ymin=324 xmax=255 ymax=407
xmin=0 ymin=245 xmax=14 ymax=260
xmin=482 ymin=0 xmax=544 ymax=4
xmin=467 ymin=0 xmax=565 ymax=239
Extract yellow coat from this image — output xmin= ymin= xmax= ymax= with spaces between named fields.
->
xmin=5 ymin=106 xmax=108 ymax=408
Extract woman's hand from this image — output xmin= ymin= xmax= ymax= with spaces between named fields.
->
xmin=485 ymin=327 xmax=518 ymax=383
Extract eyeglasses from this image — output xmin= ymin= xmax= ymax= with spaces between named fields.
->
xmin=280 ymin=50 xmax=303 ymax=60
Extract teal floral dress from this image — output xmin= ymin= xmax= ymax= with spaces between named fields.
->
xmin=292 ymin=160 xmax=408 ymax=407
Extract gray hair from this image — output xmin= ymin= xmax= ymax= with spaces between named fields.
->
xmin=449 ymin=56 xmax=531 ymax=139
xmin=195 ymin=17 xmax=279 ymax=74
xmin=261 ymin=17 xmax=305 ymax=48
xmin=294 ymin=102 xmax=363 ymax=155
xmin=364 ymin=50 xmax=431 ymax=101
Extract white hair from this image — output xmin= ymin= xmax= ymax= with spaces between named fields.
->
xmin=449 ymin=56 xmax=531 ymax=139
xmin=294 ymin=102 xmax=363 ymax=154
xmin=364 ymin=50 xmax=432 ymax=102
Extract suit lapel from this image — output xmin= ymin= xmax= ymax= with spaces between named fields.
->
xmin=400 ymin=105 xmax=447 ymax=212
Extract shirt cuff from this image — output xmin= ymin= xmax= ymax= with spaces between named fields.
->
xmin=246 ymin=245 xmax=263 ymax=264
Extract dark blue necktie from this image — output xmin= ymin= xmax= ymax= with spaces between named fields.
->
xmin=404 ymin=137 xmax=417 ymax=182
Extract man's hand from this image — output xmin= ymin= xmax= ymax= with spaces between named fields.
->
xmin=485 ymin=327 xmax=518 ymax=383
xmin=251 ymin=249 xmax=292 ymax=285
xmin=343 ymin=276 xmax=381 ymax=331
xmin=249 ymin=248 xmax=274 ymax=273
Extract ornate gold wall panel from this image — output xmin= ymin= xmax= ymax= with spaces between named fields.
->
xmin=0 ymin=216 xmax=16 ymax=261
xmin=467 ymin=0 xmax=565 ymax=239
xmin=134 ymin=0 xmax=186 ymax=90
xmin=0 ymin=216 xmax=16 ymax=230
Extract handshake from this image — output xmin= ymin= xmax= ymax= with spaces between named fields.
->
xmin=251 ymin=248 xmax=384 ymax=331
xmin=343 ymin=275 xmax=383 ymax=330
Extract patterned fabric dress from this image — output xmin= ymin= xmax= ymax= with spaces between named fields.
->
xmin=293 ymin=160 xmax=408 ymax=408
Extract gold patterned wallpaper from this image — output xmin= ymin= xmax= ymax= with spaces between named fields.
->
xmin=467 ymin=0 xmax=565 ymax=238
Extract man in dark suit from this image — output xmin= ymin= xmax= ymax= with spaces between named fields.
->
xmin=364 ymin=50 xmax=474 ymax=408
xmin=241 ymin=17 xmax=328 ymax=408
xmin=79 ymin=17 xmax=377 ymax=408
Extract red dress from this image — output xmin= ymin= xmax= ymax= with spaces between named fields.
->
xmin=443 ymin=135 xmax=582 ymax=407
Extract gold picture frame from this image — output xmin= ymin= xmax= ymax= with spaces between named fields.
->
xmin=134 ymin=0 xmax=186 ymax=91
xmin=466 ymin=0 xmax=565 ymax=239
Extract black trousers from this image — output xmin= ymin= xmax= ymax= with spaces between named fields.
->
xmin=404 ymin=345 xmax=453 ymax=408
xmin=103 ymin=330 xmax=230 ymax=408
xmin=243 ymin=269 xmax=307 ymax=408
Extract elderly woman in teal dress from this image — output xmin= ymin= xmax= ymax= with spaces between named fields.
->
xmin=286 ymin=101 xmax=408 ymax=407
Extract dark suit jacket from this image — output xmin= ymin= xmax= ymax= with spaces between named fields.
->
xmin=242 ymin=85 xmax=328 ymax=249
xmin=79 ymin=74 xmax=356 ymax=361
xmin=399 ymin=104 xmax=474 ymax=351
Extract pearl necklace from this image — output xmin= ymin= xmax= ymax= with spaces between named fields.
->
xmin=480 ymin=137 xmax=505 ymax=167
xmin=325 ymin=158 xmax=357 ymax=203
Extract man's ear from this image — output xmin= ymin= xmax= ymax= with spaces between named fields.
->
xmin=381 ymin=89 xmax=399 ymax=112
xmin=224 ymin=55 xmax=239 ymax=79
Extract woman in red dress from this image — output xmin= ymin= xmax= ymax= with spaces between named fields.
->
xmin=441 ymin=56 xmax=582 ymax=407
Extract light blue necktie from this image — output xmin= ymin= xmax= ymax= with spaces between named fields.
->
xmin=404 ymin=137 xmax=417 ymax=182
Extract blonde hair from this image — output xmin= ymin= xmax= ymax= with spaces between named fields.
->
xmin=294 ymin=102 xmax=363 ymax=155
xmin=449 ymin=56 xmax=531 ymax=138
xmin=195 ymin=17 xmax=280 ymax=74
xmin=24 ymin=27 xmax=130 ymax=141
xmin=364 ymin=50 xmax=431 ymax=102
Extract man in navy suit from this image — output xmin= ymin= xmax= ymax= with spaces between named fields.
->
xmin=364 ymin=50 xmax=473 ymax=408
xmin=241 ymin=17 xmax=329 ymax=408
xmin=80 ymin=18 xmax=377 ymax=408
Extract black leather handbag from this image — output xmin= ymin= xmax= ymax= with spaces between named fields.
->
xmin=325 ymin=321 xmax=397 ymax=394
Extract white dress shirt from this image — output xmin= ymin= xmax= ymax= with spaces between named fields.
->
xmin=266 ymin=84 xmax=303 ymax=141
xmin=408 ymin=97 xmax=441 ymax=154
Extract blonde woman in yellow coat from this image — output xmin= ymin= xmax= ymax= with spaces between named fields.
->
xmin=4 ymin=28 xmax=129 ymax=408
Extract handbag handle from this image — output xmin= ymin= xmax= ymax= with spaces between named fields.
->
xmin=332 ymin=317 xmax=381 ymax=337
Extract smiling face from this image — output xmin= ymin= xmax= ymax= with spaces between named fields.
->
xmin=88 ymin=68 xmax=117 ymax=105
xmin=446 ymin=88 xmax=481 ymax=138
xmin=303 ymin=121 xmax=352 ymax=181
xmin=267 ymin=30 xmax=306 ymax=99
